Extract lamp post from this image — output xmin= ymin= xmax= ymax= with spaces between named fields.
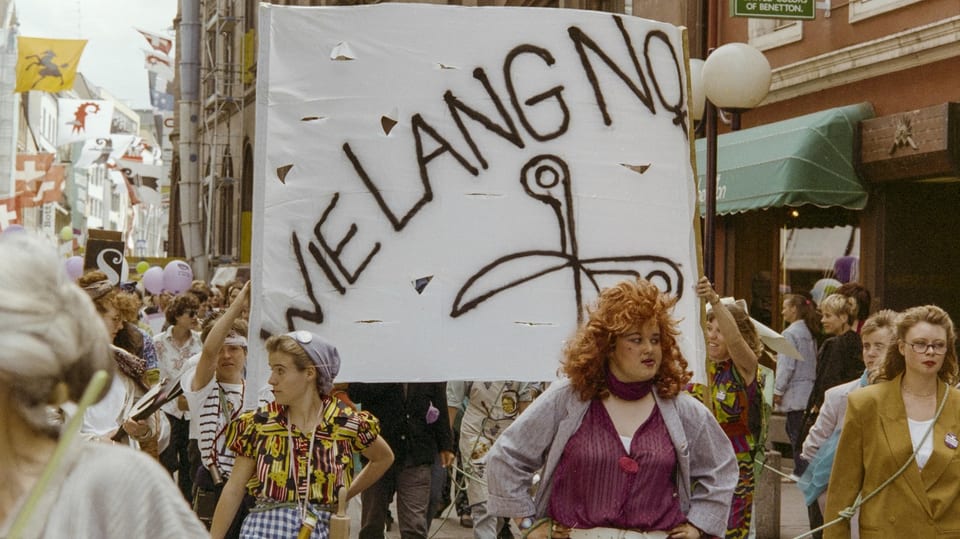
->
xmin=692 ymin=43 xmax=771 ymax=281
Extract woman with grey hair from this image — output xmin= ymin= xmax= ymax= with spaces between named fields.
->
xmin=211 ymin=331 xmax=394 ymax=539
xmin=0 ymin=232 xmax=206 ymax=538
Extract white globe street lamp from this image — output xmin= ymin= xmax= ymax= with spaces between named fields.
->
xmin=702 ymin=43 xmax=772 ymax=111
xmin=696 ymin=42 xmax=771 ymax=280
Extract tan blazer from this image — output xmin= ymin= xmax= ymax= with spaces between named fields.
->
xmin=824 ymin=376 xmax=960 ymax=539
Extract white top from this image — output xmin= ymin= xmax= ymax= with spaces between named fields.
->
xmin=178 ymin=355 xmax=202 ymax=439
xmin=181 ymin=364 xmax=244 ymax=475
xmin=801 ymin=378 xmax=861 ymax=462
xmin=619 ymin=435 xmax=632 ymax=452
xmin=0 ymin=440 xmax=207 ymax=539
xmin=81 ymin=371 xmax=131 ymax=438
xmin=73 ymin=372 xmax=170 ymax=452
xmin=908 ymin=417 xmax=935 ymax=469
xmin=153 ymin=328 xmax=203 ymax=418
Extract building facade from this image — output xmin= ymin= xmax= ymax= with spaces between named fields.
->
xmin=706 ymin=0 xmax=960 ymax=326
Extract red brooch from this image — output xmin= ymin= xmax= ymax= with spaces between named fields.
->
xmin=618 ymin=456 xmax=639 ymax=474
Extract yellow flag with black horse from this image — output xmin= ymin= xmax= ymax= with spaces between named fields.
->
xmin=15 ymin=37 xmax=87 ymax=93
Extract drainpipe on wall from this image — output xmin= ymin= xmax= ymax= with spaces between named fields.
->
xmin=178 ymin=0 xmax=207 ymax=281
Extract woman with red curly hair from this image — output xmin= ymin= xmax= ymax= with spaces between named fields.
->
xmin=485 ymin=278 xmax=737 ymax=539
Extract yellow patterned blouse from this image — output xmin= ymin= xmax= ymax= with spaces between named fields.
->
xmin=226 ymin=397 xmax=380 ymax=504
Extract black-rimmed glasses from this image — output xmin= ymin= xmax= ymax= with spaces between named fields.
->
xmin=906 ymin=341 xmax=948 ymax=355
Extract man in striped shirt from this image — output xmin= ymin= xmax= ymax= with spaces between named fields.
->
xmin=181 ymin=281 xmax=251 ymax=536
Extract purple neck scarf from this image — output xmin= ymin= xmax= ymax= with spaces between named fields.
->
xmin=606 ymin=369 xmax=654 ymax=401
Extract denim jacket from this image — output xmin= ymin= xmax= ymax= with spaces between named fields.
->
xmin=774 ymin=321 xmax=818 ymax=412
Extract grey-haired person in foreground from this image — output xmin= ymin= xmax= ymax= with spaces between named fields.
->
xmin=0 ymin=231 xmax=206 ymax=538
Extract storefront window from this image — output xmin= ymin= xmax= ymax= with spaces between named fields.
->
xmin=779 ymin=225 xmax=860 ymax=304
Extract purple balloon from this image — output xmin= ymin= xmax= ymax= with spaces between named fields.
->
xmin=142 ymin=266 xmax=165 ymax=295
xmin=65 ymin=256 xmax=84 ymax=281
xmin=162 ymin=260 xmax=194 ymax=294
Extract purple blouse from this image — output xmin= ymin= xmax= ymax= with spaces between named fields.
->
xmin=547 ymin=399 xmax=686 ymax=531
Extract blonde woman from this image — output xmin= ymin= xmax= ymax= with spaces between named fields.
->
xmin=802 ymin=294 xmax=864 ymax=439
xmin=825 ymin=306 xmax=960 ymax=538
xmin=211 ymin=332 xmax=393 ymax=539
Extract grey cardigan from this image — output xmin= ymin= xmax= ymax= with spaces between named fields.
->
xmin=485 ymin=379 xmax=737 ymax=538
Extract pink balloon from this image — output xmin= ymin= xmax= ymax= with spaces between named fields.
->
xmin=142 ymin=266 xmax=165 ymax=294
xmin=65 ymin=256 xmax=84 ymax=281
xmin=162 ymin=260 xmax=194 ymax=294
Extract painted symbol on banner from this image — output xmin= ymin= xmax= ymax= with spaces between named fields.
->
xmin=451 ymin=154 xmax=683 ymax=322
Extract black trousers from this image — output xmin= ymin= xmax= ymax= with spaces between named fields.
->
xmin=159 ymin=413 xmax=192 ymax=501
xmin=192 ymin=463 xmax=249 ymax=538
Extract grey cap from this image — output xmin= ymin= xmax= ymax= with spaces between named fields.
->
xmin=287 ymin=330 xmax=340 ymax=395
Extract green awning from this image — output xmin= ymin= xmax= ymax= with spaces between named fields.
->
xmin=695 ymin=102 xmax=874 ymax=216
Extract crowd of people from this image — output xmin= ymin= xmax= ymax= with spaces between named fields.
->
xmin=1 ymin=229 xmax=958 ymax=539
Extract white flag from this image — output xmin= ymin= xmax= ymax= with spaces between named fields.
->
xmin=143 ymin=50 xmax=175 ymax=80
xmin=75 ymin=135 xmax=136 ymax=169
xmin=57 ymin=99 xmax=114 ymax=147
xmin=136 ymin=28 xmax=173 ymax=55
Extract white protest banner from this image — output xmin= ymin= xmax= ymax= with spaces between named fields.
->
xmin=57 ymin=98 xmax=114 ymax=147
xmin=250 ymin=4 xmax=704 ymax=389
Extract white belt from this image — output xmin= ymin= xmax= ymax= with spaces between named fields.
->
xmin=569 ymin=528 xmax=669 ymax=539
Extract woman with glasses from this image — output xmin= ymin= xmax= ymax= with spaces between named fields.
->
xmin=824 ymin=305 xmax=960 ymax=538
xmin=486 ymin=278 xmax=737 ymax=539
xmin=210 ymin=331 xmax=394 ymax=539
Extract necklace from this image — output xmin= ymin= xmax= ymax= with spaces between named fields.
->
xmin=902 ymin=387 xmax=937 ymax=398
xmin=288 ymin=425 xmax=317 ymax=522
